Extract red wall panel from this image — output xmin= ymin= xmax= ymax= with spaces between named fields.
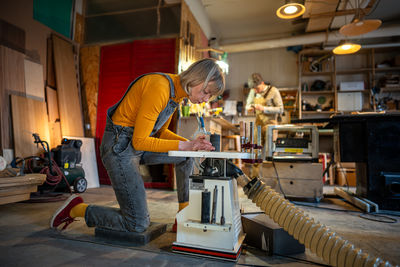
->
xmin=96 ymin=38 xmax=176 ymax=185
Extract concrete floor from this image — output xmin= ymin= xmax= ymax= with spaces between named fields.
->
xmin=0 ymin=185 xmax=399 ymax=266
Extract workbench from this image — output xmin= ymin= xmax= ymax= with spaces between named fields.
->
xmin=0 ymin=173 xmax=46 ymax=205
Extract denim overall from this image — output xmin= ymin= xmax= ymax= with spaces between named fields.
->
xmin=85 ymin=73 xmax=194 ymax=232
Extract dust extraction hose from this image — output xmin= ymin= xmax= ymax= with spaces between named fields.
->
xmin=233 ymin=171 xmax=394 ymax=267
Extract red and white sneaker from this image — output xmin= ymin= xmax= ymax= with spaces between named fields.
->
xmin=50 ymin=194 xmax=83 ymax=230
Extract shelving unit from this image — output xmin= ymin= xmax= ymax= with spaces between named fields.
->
xmin=298 ymin=49 xmax=336 ymax=119
xmin=298 ymin=47 xmax=400 ymax=119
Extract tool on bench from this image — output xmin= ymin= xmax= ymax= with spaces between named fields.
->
xmin=220 ymin=186 xmax=225 ymax=225
xmin=211 ymin=185 xmax=218 ymax=224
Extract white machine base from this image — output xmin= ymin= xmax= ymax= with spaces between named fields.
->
xmin=173 ymin=176 xmax=245 ymax=261
xmin=172 ymin=233 xmax=245 ymax=262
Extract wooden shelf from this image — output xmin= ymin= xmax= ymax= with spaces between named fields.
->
xmin=338 ymin=90 xmax=370 ymax=94
xmin=375 ymin=67 xmax=400 ymax=72
xmin=337 ymin=68 xmax=371 ymax=74
xmin=302 ymin=111 xmax=335 ymax=114
xmin=380 ymin=87 xmax=400 ymax=92
xmin=302 ymin=91 xmax=335 ymax=95
xmin=299 ymin=48 xmax=400 ymax=119
xmin=302 ymin=71 xmax=333 ymax=76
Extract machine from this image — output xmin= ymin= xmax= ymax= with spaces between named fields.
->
xmin=265 ymin=125 xmax=319 ymax=162
xmin=28 ymin=134 xmax=87 ymax=193
xmin=169 ymin=151 xmax=251 ymax=261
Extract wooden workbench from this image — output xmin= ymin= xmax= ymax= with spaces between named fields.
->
xmin=0 ymin=173 xmax=46 ymax=205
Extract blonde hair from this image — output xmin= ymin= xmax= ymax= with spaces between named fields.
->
xmin=179 ymin=58 xmax=225 ymax=98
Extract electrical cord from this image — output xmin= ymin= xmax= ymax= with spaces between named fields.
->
xmin=292 ymin=201 xmax=398 ymax=224
xmin=274 ymin=253 xmax=331 ymax=267
xmin=272 ymin=160 xmax=287 ymax=199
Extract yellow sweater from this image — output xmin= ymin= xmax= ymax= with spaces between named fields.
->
xmin=112 ymin=74 xmax=188 ymax=152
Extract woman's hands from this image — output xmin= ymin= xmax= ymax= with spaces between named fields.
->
xmin=178 ymin=135 xmax=215 ymax=151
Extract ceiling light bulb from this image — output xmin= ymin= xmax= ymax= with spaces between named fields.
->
xmin=276 ymin=3 xmax=305 ymax=19
xmin=333 ymin=42 xmax=361 ymax=55
xmin=341 ymin=44 xmax=352 ymax=50
xmin=283 ymin=5 xmax=298 ymax=14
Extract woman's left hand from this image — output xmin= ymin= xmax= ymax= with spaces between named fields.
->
xmin=179 ymin=135 xmax=215 ymax=151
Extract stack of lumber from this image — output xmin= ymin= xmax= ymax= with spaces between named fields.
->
xmin=0 ymin=174 xmax=46 ymax=205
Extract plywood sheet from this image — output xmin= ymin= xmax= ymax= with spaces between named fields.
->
xmin=0 ymin=19 xmax=25 ymax=53
xmin=1 ymin=45 xmax=25 ymax=93
xmin=46 ymin=38 xmax=56 ymax=88
xmin=304 ymin=0 xmax=339 ymax=32
xmin=46 ymin=87 xmax=61 ymax=149
xmin=52 ymin=35 xmax=84 ymax=137
xmin=49 ymin=121 xmax=61 ymax=149
xmin=24 ymin=59 xmax=44 ymax=100
xmin=45 ymin=86 xmax=59 ymax=122
xmin=11 ymin=95 xmax=50 ymax=158
xmin=80 ymin=45 xmax=100 ymax=137
xmin=0 ymin=45 xmax=25 ymax=151
xmin=63 ymin=136 xmax=99 ymax=188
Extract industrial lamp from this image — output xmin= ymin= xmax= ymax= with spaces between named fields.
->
xmin=339 ymin=0 xmax=382 ymax=36
xmin=333 ymin=41 xmax=361 ymax=55
xmin=339 ymin=18 xmax=382 ymax=36
xmin=276 ymin=1 xmax=305 ymax=19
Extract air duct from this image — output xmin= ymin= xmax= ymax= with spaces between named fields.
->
xmin=220 ymin=24 xmax=400 ymax=53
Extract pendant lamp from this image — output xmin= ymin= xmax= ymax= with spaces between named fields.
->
xmin=339 ymin=18 xmax=382 ymax=36
xmin=276 ymin=2 xmax=305 ymax=19
xmin=333 ymin=41 xmax=361 ymax=55
xmin=339 ymin=0 xmax=382 ymax=36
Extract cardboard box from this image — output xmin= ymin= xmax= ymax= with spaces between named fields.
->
xmin=338 ymin=92 xmax=363 ymax=111
xmin=340 ymin=81 xmax=364 ymax=91
xmin=336 ymin=167 xmax=356 ymax=187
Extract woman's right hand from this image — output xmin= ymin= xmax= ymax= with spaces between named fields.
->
xmin=178 ymin=135 xmax=215 ymax=151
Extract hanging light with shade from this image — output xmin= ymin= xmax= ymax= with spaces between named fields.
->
xmin=276 ymin=1 xmax=306 ymax=19
xmin=333 ymin=41 xmax=361 ymax=55
xmin=339 ymin=0 xmax=382 ymax=36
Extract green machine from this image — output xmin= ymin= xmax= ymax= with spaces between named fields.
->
xmin=29 ymin=134 xmax=87 ymax=193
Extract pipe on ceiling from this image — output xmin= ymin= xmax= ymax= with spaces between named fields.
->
xmin=220 ymin=24 xmax=400 ymax=53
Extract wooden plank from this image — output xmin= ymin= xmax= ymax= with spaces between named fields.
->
xmin=11 ymin=95 xmax=50 ymax=158
xmin=0 ymin=184 xmax=36 ymax=197
xmin=0 ymin=193 xmax=30 ymax=205
xmin=304 ymin=0 xmax=339 ymax=32
xmin=49 ymin=121 xmax=62 ymax=149
xmin=79 ymin=45 xmax=100 ymax=137
xmin=74 ymin=13 xmax=84 ymax=44
xmin=0 ymin=173 xmax=46 ymax=187
xmin=52 ymin=35 xmax=84 ymax=137
xmin=24 ymin=59 xmax=44 ymax=100
xmin=46 ymin=87 xmax=59 ymax=123
xmin=211 ymin=117 xmax=240 ymax=134
xmin=46 ymin=38 xmax=56 ymax=88
xmin=0 ymin=45 xmax=25 ymax=151
xmin=45 ymin=87 xmax=62 ymax=148
xmin=1 ymin=46 xmax=25 ymax=94
xmin=63 ymin=136 xmax=99 ymax=188
xmin=0 ymin=19 xmax=25 ymax=53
